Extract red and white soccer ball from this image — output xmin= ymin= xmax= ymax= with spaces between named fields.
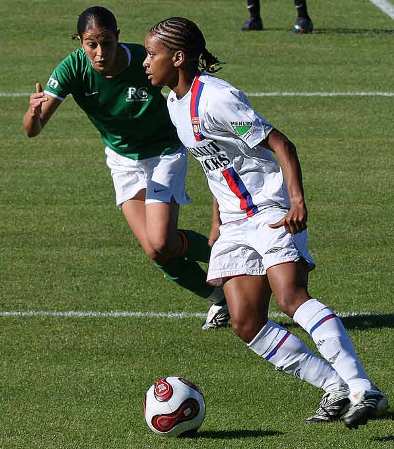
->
xmin=144 ymin=376 xmax=206 ymax=437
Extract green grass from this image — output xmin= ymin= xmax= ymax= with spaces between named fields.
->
xmin=1 ymin=1 xmax=393 ymax=448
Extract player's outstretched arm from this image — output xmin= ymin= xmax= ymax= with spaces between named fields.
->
xmin=264 ymin=129 xmax=308 ymax=234
xmin=23 ymin=83 xmax=61 ymax=137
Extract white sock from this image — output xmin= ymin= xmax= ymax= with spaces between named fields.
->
xmin=248 ymin=320 xmax=345 ymax=392
xmin=293 ymin=299 xmax=372 ymax=394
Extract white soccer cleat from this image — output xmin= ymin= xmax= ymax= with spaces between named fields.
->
xmin=201 ymin=303 xmax=230 ymax=330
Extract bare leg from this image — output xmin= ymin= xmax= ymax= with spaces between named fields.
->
xmin=224 ymin=275 xmax=271 ymax=342
xmin=121 ymin=189 xmax=182 ymax=264
xmin=267 ymin=261 xmax=383 ymax=427
xmin=121 ymin=189 xmax=224 ymax=304
xmin=224 ymin=274 xmax=345 ymax=392
xmin=266 ymin=261 xmax=311 ymax=317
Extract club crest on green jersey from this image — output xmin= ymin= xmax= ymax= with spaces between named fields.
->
xmin=48 ymin=77 xmax=59 ymax=89
xmin=231 ymin=121 xmax=252 ymax=137
xmin=126 ymin=87 xmax=149 ymax=102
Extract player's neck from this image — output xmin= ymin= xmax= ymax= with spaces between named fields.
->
xmin=172 ymin=70 xmax=198 ymax=99
xmin=103 ymin=44 xmax=129 ymax=78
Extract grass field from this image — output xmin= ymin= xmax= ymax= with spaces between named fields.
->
xmin=1 ymin=1 xmax=393 ymax=448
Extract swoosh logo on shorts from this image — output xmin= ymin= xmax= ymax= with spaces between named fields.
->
xmin=84 ymin=91 xmax=99 ymax=96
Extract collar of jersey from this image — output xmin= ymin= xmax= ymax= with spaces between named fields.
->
xmin=172 ymin=72 xmax=203 ymax=104
xmin=120 ymin=43 xmax=131 ymax=66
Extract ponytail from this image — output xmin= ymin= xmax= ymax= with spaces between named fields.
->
xmin=199 ymin=48 xmax=222 ymax=73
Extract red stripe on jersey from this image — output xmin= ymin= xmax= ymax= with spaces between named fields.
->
xmin=222 ymin=167 xmax=259 ymax=217
xmin=190 ymin=74 xmax=205 ymax=141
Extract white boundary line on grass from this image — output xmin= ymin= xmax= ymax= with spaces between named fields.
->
xmin=247 ymin=92 xmax=394 ymax=97
xmin=0 ymin=93 xmax=31 ymax=97
xmin=0 ymin=310 xmax=377 ymax=319
xmin=369 ymin=0 xmax=394 ymax=19
xmin=1 ymin=91 xmax=394 ymax=98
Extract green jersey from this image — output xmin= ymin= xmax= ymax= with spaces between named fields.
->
xmin=44 ymin=43 xmax=179 ymax=160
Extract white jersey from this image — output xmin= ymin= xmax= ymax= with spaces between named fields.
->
xmin=167 ymin=73 xmax=290 ymax=224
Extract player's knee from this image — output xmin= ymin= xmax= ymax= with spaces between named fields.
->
xmin=232 ymin=316 xmax=267 ymax=343
xmin=140 ymin=240 xmax=167 ymax=263
xmin=146 ymin=236 xmax=172 ymax=260
xmin=144 ymin=247 xmax=161 ymax=261
xmin=145 ymin=247 xmax=172 ymax=267
xmin=275 ymin=290 xmax=309 ymax=318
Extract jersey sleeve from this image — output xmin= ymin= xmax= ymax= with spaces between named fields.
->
xmin=203 ymin=88 xmax=273 ymax=148
xmin=44 ymin=54 xmax=75 ymax=101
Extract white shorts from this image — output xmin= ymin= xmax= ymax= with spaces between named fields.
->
xmin=105 ymin=146 xmax=191 ymax=206
xmin=207 ymin=208 xmax=315 ymax=286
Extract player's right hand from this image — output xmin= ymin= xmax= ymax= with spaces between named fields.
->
xmin=208 ymin=221 xmax=220 ymax=247
xmin=29 ymin=82 xmax=47 ymax=118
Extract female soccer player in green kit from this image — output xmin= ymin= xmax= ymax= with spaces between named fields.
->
xmin=23 ymin=6 xmax=229 ymax=329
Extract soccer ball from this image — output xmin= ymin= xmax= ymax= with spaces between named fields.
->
xmin=144 ymin=376 xmax=206 ymax=437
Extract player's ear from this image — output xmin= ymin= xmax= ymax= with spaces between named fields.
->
xmin=172 ymin=50 xmax=185 ymax=68
xmin=116 ymin=29 xmax=120 ymax=40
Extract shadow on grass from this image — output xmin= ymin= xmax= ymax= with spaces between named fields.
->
xmin=258 ymin=27 xmax=394 ymax=36
xmin=314 ymin=28 xmax=394 ymax=35
xmin=371 ymin=435 xmax=394 ymax=443
xmin=180 ymin=429 xmax=283 ymax=440
xmin=371 ymin=410 xmax=394 ymax=422
xmin=369 ymin=411 xmax=394 ymax=444
xmin=340 ymin=314 xmax=394 ymax=330
xmin=278 ymin=314 xmax=394 ymax=331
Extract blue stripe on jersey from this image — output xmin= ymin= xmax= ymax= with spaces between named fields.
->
xmin=222 ymin=167 xmax=259 ymax=217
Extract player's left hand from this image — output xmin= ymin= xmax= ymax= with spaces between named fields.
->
xmin=269 ymin=202 xmax=307 ymax=234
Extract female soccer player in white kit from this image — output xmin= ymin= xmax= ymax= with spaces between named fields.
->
xmin=143 ymin=17 xmax=388 ymax=428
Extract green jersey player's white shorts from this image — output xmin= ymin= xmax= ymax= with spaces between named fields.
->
xmin=105 ymin=146 xmax=190 ymax=206
xmin=207 ymin=208 xmax=315 ymax=286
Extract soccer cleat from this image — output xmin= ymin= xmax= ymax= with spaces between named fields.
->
xmin=370 ymin=386 xmax=389 ymax=417
xmin=374 ymin=393 xmax=389 ymax=417
xmin=293 ymin=16 xmax=314 ymax=33
xmin=201 ymin=303 xmax=230 ymax=330
xmin=342 ymin=390 xmax=387 ymax=429
xmin=241 ymin=17 xmax=263 ymax=31
xmin=305 ymin=388 xmax=350 ymax=423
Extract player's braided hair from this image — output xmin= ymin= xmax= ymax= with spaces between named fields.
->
xmin=72 ymin=6 xmax=118 ymax=40
xmin=149 ymin=17 xmax=222 ymax=73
